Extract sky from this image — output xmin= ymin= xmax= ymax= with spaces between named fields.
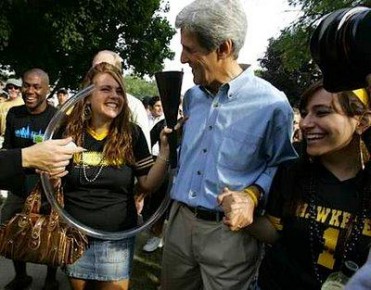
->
xmin=162 ymin=0 xmax=301 ymax=93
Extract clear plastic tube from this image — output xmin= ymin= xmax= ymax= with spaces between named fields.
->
xmin=41 ymin=85 xmax=171 ymax=240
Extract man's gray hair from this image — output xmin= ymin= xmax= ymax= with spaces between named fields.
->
xmin=175 ymin=0 xmax=247 ymax=59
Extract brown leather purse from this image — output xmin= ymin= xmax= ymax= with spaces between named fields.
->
xmin=0 ymin=183 xmax=88 ymax=266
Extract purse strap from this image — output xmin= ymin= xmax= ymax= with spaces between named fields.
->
xmin=48 ymin=186 xmax=64 ymax=230
xmin=23 ymin=182 xmax=65 ymax=225
xmin=23 ymin=182 xmax=43 ymax=215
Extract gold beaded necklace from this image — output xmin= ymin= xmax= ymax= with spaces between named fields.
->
xmin=80 ymin=127 xmax=109 ymax=183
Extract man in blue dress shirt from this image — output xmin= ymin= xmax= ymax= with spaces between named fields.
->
xmin=160 ymin=1 xmax=298 ymax=289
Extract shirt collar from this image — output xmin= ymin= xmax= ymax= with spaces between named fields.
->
xmin=227 ymin=64 xmax=253 ymax=99
xmin=200 ymin=64 xmax=253 ymax=100
xmin=149 ymin=114 xmax=163 ymax=121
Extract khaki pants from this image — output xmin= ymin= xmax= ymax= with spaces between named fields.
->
xmin=161 ymin=202 xmax=261 ymax=290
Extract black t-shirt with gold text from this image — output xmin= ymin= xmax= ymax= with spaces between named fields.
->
xmin=2 ymin=104 xmax=57 ymax=196
xmin=63 ymin=125 xmax=153 ymax=232
xmin=258 ymin=160 xmax=371 ymax=290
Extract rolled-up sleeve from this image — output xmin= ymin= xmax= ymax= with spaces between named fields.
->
xmin=255 ymin=103 xmax=298 ymax=196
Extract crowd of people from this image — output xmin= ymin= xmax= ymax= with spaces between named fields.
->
xmin=0 ymin=1 xmax=370 ymax=290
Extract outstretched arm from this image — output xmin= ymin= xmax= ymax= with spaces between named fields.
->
xmin=22 ymin=137 xmax=84 ymax=177
xmin=0 ymin=137 xmax=84 ymax=184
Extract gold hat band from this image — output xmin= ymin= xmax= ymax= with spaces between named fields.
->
xmin=353 ymin=88 xmax=369 ymax=107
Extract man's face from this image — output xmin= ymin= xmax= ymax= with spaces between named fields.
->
xmin=180 ymin=29 xmax=219 ymax=89
xmin=6 ymin=84 xmax=21 ymax=100
xmin=150 ymin=101 xmax=163 ymax=118
xmin=57 ymin=93 xmax=68 ymax=105
xmin=22 ymin=73 xmax=49 ymax=114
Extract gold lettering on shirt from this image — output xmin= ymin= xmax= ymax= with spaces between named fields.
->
xmin=73 ymin=151 xmax=109 ymax=166
xmin=294 ymin=203 xmax=370 ymax=270
xmin=296 ymin=203 xmax=363 ymax=229
xmin=296 ymin=203 xmax=308 ymax=218
xmin=316 ymin=206 xmax=331 ymax=223
xmin=328 ymin=210 xmax=342 ymax=227
xmin=340 ymin=212 xmax=351 ymax=228
xmin=318 ymin=227 xmax=339 ymax=270
xmin=362 ymin=218 xmax=371 ymax=236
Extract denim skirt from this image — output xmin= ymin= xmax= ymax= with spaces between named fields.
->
xmin=64 ymin=237 xmax=136 ymax=281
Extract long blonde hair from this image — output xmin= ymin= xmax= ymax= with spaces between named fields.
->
xmin=64 ymin=62 xmax=134 ymax=166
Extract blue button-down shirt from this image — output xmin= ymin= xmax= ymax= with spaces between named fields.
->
xmin=170 ymin=67 xmax=297 ymax=210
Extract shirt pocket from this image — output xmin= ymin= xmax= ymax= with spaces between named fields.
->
xmin=218 ymin=129 xmax=261 ymax=171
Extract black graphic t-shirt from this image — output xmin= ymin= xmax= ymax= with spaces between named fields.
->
xmin=258 ymin=160 xmax=371 ymax=290
xmin=2 ymin=104 xmax=57 ymax=196
xmin=63 ymin=125 xmax=153 ymax=232
xmin=3 ymin=104 xmax=57 ymax=149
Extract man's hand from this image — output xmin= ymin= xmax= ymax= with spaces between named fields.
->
xmin=217 ymin=187 xmax=256 ymax=231
xmin=22 ymin=137 xmax=85 ymax=176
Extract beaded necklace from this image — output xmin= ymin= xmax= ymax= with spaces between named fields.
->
xmin=79 ymin=132 xmax=105 ymax=183
xmin=307 ymin=173 xmax=367 ymax=284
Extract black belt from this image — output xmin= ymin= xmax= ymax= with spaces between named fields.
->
xmin=180 ymin=202 xmax=224 ymax=222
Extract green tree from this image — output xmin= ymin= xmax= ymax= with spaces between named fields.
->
xmin=125 ymin=75 xmax=158 ymax=98
xmin=259 ymin=36 xmax=321 ymax=106
xmin=0 ymin=0 xmax=175 ymax=91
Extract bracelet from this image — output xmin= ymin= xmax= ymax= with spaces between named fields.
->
xmin=243 ymin=186 xmax=261 ymax=208
xmin=157 ymin=154 xmax=169 ymax=164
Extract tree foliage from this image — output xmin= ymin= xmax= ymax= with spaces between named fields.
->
xmin=0 ymin=0 xmax=175 ymax=90
xmin=259 ymin=37 xmax=321 ymax=106
xmin=125 ymin=75 xmax=158 ymax=98
xmin=259 ymin=0 xmax=370 ymax=105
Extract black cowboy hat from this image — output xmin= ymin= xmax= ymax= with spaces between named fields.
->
xmin=310 ymin=7 xmax=371 ymax=92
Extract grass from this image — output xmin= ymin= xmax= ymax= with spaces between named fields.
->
xmin=130 ymin=231 xmax=163 ymax=290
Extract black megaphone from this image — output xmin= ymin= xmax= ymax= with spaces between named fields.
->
xmin=155 ymin=71 xmax=183 ymax=168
